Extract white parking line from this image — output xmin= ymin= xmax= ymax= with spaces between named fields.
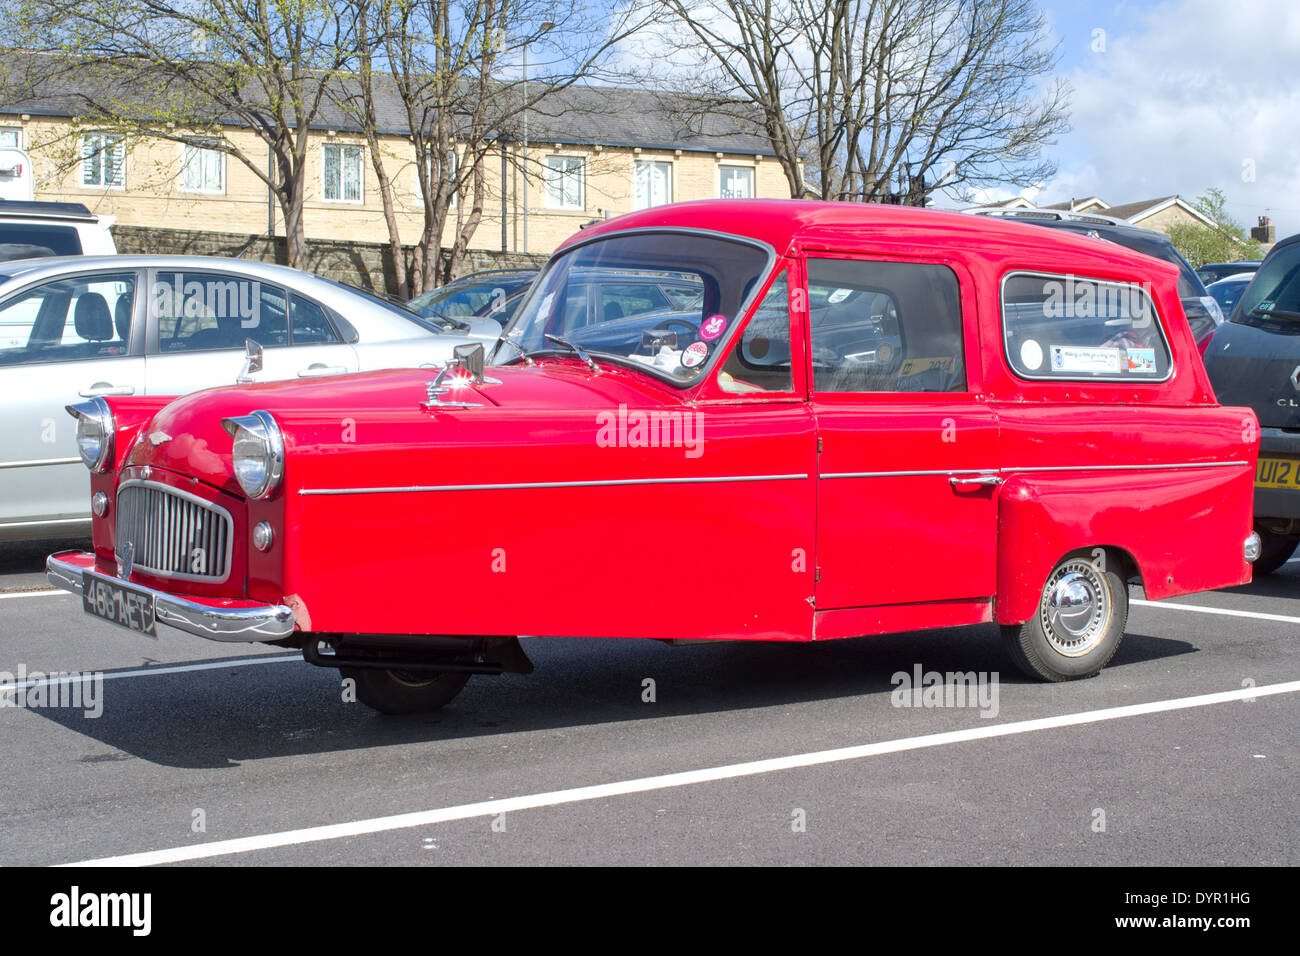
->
xmin=1131 ymin=599 xmax=1300 ymax=625
xmin=62 ymin=678 xmax=1300 ymax=867
xmin=0 ymin=655 xmax=300 ymax=694
xmin=0 ymin=589 xmax=64 ymax=600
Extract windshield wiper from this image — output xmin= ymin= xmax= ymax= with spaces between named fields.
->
xmin=423 ymin=310 xmax=472 ymax=332
xmin=1250 ymin=308 xmax=1300 ymax=321
xmin=544 ymin=334 xmax=602 ymax=372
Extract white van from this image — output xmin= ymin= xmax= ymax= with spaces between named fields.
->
xmin=0 ymin=196 xmax=117 ymax=261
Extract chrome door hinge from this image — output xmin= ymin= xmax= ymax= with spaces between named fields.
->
xmin=817 ymin=437 xmax=823 ymax=453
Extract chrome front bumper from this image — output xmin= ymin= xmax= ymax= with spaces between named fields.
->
xmin=47 ymin=551 xmax=296 ymax=643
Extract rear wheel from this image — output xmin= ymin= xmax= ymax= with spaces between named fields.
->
xmin=342 ymin=667 xmax=470 ymax=714
xmin=1252 ymin=526 xmax=1299 ymax=576
xmin=1002 ymin=552 xmax=1128 ymax=682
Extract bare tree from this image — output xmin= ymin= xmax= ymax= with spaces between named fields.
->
xmin=335 ymin=0 xmax=659 ymax=297
xmin=6 ymin=0 xmax=360 ymax=270
xmin=651 ymin=0 xmax=1068 ymax=203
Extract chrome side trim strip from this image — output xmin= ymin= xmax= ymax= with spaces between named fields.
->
xmin=46 ymin=552 xmax=296 ymax=643
xmin=1002 ymin=461 xmax=1250 ymax=473
xmin=299 ymin=473 xmax=810 ymax=496
xmin=0 ymin=457 xmax=81 ymax=470
xmin=821 ymin=469 xmax=999 ymax=479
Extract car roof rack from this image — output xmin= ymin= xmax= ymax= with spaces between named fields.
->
xmin=0 ymin=200 xmax=99 ymax=221
xmin=968 ymin=207 xmax=1130 ymax=228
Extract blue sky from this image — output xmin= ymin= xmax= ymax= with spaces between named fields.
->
xmin=947 ymin=0 xmax=1299 ymax=238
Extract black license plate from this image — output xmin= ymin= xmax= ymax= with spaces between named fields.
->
xmin=82 ymin=572 xmax=157 ymax=636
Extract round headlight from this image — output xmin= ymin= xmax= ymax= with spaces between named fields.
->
xmin=222 ymin=410 xmax=284 ymax=500
xmin=66 ymin=398 xmax=114 ymax=472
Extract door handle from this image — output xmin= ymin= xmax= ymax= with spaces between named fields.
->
xmin=298 ymin=364 xmax=349 ymax=378
xmin=79 ymin=383 xmax=135 ymax=397
xmin=949 ymin=475 xmax=1002 ymax=488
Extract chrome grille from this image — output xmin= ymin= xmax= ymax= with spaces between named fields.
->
xmin=114 ymin=481 xmax=233 ymax=581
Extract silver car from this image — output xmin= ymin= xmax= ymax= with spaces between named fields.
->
xmin=0 ymin=255 xmax=479 ymax=541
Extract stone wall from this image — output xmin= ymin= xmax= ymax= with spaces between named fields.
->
xmin=112 ymin=224 xmax=549 ymax=298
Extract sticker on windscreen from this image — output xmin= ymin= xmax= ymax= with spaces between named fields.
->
xmin=699 ymin=314 xmax=727 ymax=342
xmin=1020 ymin=339 xmax=1043 ymax=370
xmin=681 ymin=341 xmax=709 ymax=368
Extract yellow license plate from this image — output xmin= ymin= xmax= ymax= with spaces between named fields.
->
xmin=1256 ymin=457 xmax=1300 ymax=490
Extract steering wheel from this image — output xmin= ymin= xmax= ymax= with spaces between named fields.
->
xmin=642 ymin=318 xmax=699 ymax=351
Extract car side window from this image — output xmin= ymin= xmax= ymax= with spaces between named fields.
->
xmin=153 ymin=272 xmax=289 ymax=353
xmin=718 ymin=270 xmax=794 ymax=393
xmin=0 ymin=273 xmax=136 ymax=367
xmin=807 ymin=258 xmax=966 ymax=393
xmin=290 ymin=295 xmax=340 ymax=345
xmin=1002 ymin=272 xmax=1171 ymax=380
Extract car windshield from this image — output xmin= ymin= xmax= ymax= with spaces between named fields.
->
xmin=408 ymin=277 xmax=530 ymax=331
xmin=1207 ymin=276 xmax=1250 ymax=316
xmin=1232 ymin=244 xmax=1300 ymax=326
xmin=497 ymin=231 xmax=771 ymax=385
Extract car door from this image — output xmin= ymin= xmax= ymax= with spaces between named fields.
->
xmin=807 ymin=254 xmax=1000 ymax=610
xmin=142 ymin=269 xmax=358 ymax=394
xmin=0 ymin=269 xmax=145 ymax=532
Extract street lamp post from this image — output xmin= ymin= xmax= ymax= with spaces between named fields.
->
xmin=521 ymin=20 xmax=554 ymax=255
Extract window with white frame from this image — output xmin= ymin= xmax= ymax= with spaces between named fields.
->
xmin=323 ymin=143 xmax=363 ymax=202
xmin=634 ymin=160 xmax=672 ymax=209
xmin=719 ymin=165 xmax=754 ymax=199
xmin=0 ymin=128 xmax=21 ymax=149
xmin=81 ymin=133 xmax=125 ymax=189
xmin=545 ymin=155 xmax=584 ymax=210
xmin=181 ymin=140 xmax=225 ymax=194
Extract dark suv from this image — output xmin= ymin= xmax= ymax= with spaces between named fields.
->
xmin=1201 ymin=234 xmax=1300 ymax=573
xmin=968 ymin=209 xmax=1223 ymax=343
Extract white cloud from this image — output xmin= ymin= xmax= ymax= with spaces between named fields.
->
xmin=1039 ymin=0 xmax=1300 ymax=237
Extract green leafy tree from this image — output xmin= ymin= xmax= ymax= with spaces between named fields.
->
xmin=1168 ymin=188 xmax=1263 ymax=269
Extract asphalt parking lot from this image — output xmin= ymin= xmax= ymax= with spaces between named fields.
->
xmin=1 ymin=538 xmax=1296 ymax=867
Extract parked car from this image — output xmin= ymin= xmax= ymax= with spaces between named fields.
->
xmin=1197 ymin=260 xmax=1261 ymax=285
xmin=0 ymin=199 xmax=117 ymax=260
xmin=406 ymin=269 xmax=538 ymax=346
xmin=1200 ymin=233 xmax=1300 ymax=572
xmin=1205 ymin=272 xmax=1253 ymax=321
xmin=48 ymin=200 xmax=1260 ymax=714
xmin=0 ymin=254 xmax=489 ymax=541
xmin=968 ymin=209 xmax=1224 ymax=342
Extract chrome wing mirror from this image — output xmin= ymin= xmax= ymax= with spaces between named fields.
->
xmin=422 ymin=343 xmax=501 ymax=410
xmin=237 ymin=339 xmax=263 ymax=384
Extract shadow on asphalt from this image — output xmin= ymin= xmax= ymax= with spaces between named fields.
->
xmin=0 ymin=538 xmax=91 ymax=580
xmin=17 ymin=622 xmax=1199 ymax=769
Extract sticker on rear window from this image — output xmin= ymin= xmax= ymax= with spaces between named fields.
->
xmin=1051 ymin=345 xmax=1120 ymax=374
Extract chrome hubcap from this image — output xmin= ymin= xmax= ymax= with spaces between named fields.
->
xmin=1041 ymin=561 xmax=1109 ymax=657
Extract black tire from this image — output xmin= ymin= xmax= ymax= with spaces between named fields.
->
xmin=1002 ymin=552 xmax=1128 ymax=682
xmin=1251 ymin=527 xmax=1300 ymax=576
xmin=342 ymin=667 xmax=470 ymax=714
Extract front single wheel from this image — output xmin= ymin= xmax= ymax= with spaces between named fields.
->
xmin=342 ymin=667 xmax=470 ymax=714
xmin=1002 ymin=553 xmax=1128 ymax=682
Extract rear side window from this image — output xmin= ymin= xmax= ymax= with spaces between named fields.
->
xmin=0 ymin=223 xmax=83 ymax=260
xmin=1002 ymin=272 xmax=1171 ymax=381
xmin=807 ymin=258 xmax=966 ymax=393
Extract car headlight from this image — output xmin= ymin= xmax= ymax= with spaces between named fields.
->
xmin=221 ymin=410 xmax=284 ymax=500
xmin=65 ymin=398 xmax=114 ymax=472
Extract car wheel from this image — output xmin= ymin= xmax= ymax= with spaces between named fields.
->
xmin=1001 ymin=552 xmax=1128 ymax=682
xmin=1251 ymin=526 xmax=1300 ymax=576
xmin=342 ymin=667 xmax=470 ymax=714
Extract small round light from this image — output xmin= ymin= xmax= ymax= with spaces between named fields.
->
xmin=253 ymin=521 xmax=274 ymax=552
xmin=1244 ymin=532 xmax=1262 ymax=563
xmin=91 ymin=492 xmax=108 ymax=517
